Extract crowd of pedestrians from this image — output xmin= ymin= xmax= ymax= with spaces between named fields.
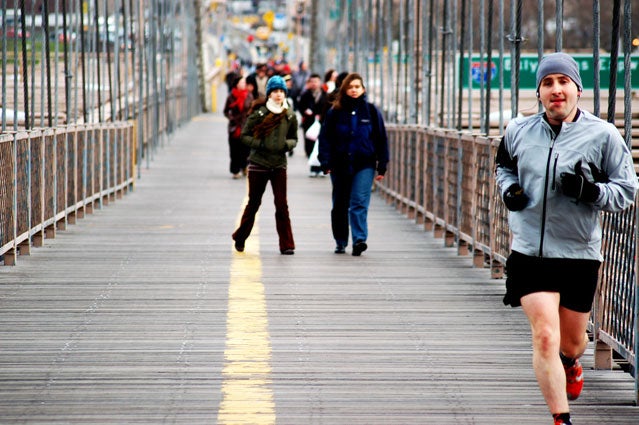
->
xmin=224 ymin=56 xmax=389 ymax=257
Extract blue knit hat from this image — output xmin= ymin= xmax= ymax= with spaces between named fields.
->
xmin=536 ymin=52 xmax=583 ymax=92
xmin=266 ymin=75 xmax=288 ymax=96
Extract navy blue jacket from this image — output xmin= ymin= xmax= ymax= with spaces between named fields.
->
xmin=318 ymin=95 xmax=389 ymax=175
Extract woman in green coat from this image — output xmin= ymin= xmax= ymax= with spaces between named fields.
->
xmin=232 ymin=76 xmax=298 ymax=255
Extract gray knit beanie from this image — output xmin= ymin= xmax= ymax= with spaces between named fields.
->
xmin=536 ymin=52 xmax=583 ymax=92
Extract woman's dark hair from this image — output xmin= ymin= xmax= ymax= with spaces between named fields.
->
xmin=324 ymin=69 xmax=336 ymax=83
xmin=333 ymin=73 xmax=365 ymax=110
xmin=231 ymin=75 xmax=243 ymax=89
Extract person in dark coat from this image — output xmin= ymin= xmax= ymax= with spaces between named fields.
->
xmin=223 ymin=76 xmax=253 ymax=178
xmin=298 ymin=73 xmax=328 ymax=176
xmin=318 ymin=73 xmax=389 ymax=256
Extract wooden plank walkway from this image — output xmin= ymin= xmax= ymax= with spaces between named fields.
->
xmin=0 ymin=112 xmax=637 ymax=425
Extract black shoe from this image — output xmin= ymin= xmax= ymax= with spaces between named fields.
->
xmin=234 ymin=240 xmax=245 ymax=252
xmin=352 ymin=241 xmax=367 ymax=256
xmin=334 ymin=245 xmax=346 ymax=254
xmin=280 ymin=248 xmax=295 ymax=255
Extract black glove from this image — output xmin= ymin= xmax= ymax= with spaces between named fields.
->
xmin=503 ymin=183 xmax=529 ymax=211
xmin=560 ymin=160 xmax=601 ymax=203
xmin=586 ymin=161 xmax=610 ymax=183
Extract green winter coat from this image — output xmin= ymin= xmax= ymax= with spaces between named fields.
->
xmin=241 ymin=105 xmax=298 ymax=169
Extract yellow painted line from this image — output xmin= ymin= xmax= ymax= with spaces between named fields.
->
xmin=217 ymin=207 xmax=276 ymax=424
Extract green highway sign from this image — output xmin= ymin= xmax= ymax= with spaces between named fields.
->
xmin=462 ymin=54 xmax=639 ymax=90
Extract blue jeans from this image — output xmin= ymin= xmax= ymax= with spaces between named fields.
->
xmin=330 ymin=167 xmax=375 ymax=247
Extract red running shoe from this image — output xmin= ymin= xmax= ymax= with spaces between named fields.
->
xmin=564 ymin=359 xmax=584 ymax=401
xmin=553 ymin=418 xmax=572 ymax=425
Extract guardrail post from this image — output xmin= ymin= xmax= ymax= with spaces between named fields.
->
xmin=433 ymin=223 xmax=444 ymax=238
xmin=4 ymin=250 xmax=16 ymax=266
xmin=594 ymin=338 xmax=613 ymax=369
xmin=473 ymin=249 xmax=485 ymax=267
xmin=491 ymin=258 xmax=504 ymax=279
xmin=445 ymin=230 xmax=455 ymax=247
xmin=457 ymin=240 xmax=469 ymax=256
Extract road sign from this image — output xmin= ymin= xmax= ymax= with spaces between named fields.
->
xmin=462 ymin=54 xmax=639 ymax=90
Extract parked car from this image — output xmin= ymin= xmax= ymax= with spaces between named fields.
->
xmin=4 ymin=26 xmax=30 ymax=39
xmin=49 ymin=29 xmax=77 ymax=42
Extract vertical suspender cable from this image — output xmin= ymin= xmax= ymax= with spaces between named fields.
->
xmin=413 ymin=0 xmax=420 ymax=123
xmin=449 ymin=0 xmax=457 ymax=129
xmin=105 ymin=0 xmax=115 ymax=122
xmin=362 ymin=0 xmax=370 ymax=85
xmin=32 ymin=1 xmax=38 ymax=127
xmin=396 ymin=0 xmax=403 ymax=123
xmin=72 ymin=0 xmax=80 ymax=123
xmin=385 ymin=0 xmax=393 ymax=122
xmin=483 ymin=0 xmax=494 ymax=134
xmin=467 ymin=0 xmax=473 ymax=132
xmin=122 ymin=0 xmax=129 ymax=120
xmin=151 ymin=0 xmax=159 ymax=152
xmin=426 ymin=0 xmax=434 ymax=126
xmin=418 ymin=0 xmax=424 ymax=124
xmin=509 ymin=0 xmax=522 ymax=117
xmin=353 ymin=0 xmax=360 ymax=73
xmin=113 ymin=1 xmax=122 ymax=121
xmin=62 ymin=0 xmax=71 ymax=123
xmin=19 ymin=0 xmax=30 ymax=129
xmin=136 ymin=0 xmax=144 ymax=175
xmin=94 ymin=0 xmax=102 ymax=122
xmin=439 ymin=0 xmax=449 ymax=128
xmin=592 ymin=0 xmax=601 ymax=117
xmin=456 ymin=0 xmax=466 ymax=131
xmin=498 ymin=0 xmax=504 ymax=132
xmin=79 ymin=1 xmax=88 ymax=123
xmin=1 ymin=0 xmax=6 ymax=132
xmin=43 ymin=0 xmax=53 ymax=127
xmin=537 ymin=0 xmax=543 ymax=113
xmin=374 ymin=0 xmax=381 ymax=108
xmin=622 ymin=0 xmax=632 ymax=150
xmin=478 ymin=0 xmax=485 ymax=133
xmin=607 ymin=0 xmax=621 ymax=124
xmin=555 ymin=0 xmax=563 ymax=51
xmin=408 ymin=0 xmax=416 ymax=123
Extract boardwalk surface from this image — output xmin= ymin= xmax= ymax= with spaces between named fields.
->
xmin=0 ymin=112 xmax=637 ymax=425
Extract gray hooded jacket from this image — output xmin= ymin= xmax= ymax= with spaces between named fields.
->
xmin=495 ymin=110 xmax=638 ymax=261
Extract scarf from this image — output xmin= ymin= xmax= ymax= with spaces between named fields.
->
xmin=230 ymin=87 xmax=249 ymax=112
xmin=341 ymin=93 xmax=366 ymax=110
xmin=253 ymin=101 xmax=288 ymax=139
xmin=266 ymin=98 xmax=287 ymax=114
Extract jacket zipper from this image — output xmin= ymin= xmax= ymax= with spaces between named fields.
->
xmin=538 ymin=132 xmax=557 ymax=258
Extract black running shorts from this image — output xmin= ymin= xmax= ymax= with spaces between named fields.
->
xmin=503 ymin=251 xmax=601 ymax=313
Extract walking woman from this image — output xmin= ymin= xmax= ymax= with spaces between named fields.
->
xmin=223 ymin=75 xmax=253 ymax=178
xmin=318 ymin=73 xmax=389 ymax=256
xmin=232 ymin=75 xmax=299 ymax=255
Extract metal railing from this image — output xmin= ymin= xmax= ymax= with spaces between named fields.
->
xmin=0 ymin=0 xmax=213 ymax=264
xmin=0 ymin=122 xmax=135 ymax=264
xmin=378 ymin=125 xmax=638 ymax=403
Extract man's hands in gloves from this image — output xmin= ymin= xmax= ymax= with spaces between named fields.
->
xmin=503 ymin=183 xmax=529 ymax=211
xmin=560 ymin=160 xmax=607 ymax=203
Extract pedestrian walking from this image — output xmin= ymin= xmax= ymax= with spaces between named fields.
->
xmin=232 ymin=75 xmax=299 ymax=255
xmin=298 ymin=73 xmax=328 ymax=176
xmin=318 ymin=73 xmax=389 ymax=256
xmin=223 ymin=75 xmax=253 ymax=178
xmin=495 ymin=52 xmax=638 ymax=425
